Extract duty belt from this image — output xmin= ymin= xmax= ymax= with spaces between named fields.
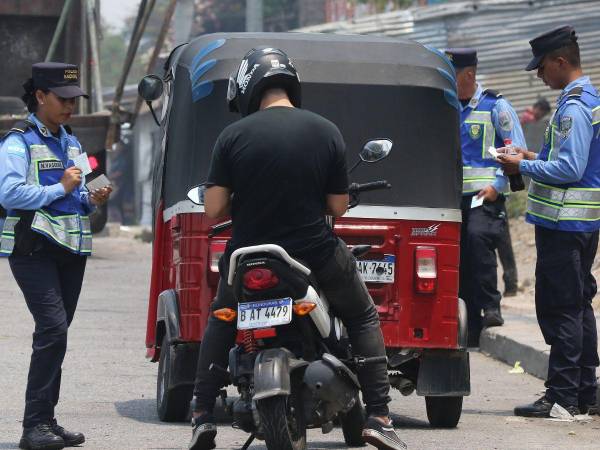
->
xmin=527 ymin=180 xmax=600 ymax=222
xmin=463 ymin=166 xmax=508 ymax=194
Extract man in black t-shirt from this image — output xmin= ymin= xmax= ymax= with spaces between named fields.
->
xmin=188 ymin=47 xmax=406 ymax=450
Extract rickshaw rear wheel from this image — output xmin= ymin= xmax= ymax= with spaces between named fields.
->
xmin=157 ymin=334 xmax=193 ymax=422
xmin=425 ymin=395 xmax=463 ymax=428
xmin=340 ymin=396 xmax=366 ymax=446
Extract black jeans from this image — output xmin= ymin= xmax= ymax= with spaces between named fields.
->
xmin=497 ymin=220 xmax=518 ymax=292
xmin=9 ymin=239 xmax=87 ymax=428
xmin=459 ymin=195 xmax=507 ymax=333
xmin=534 ymin=226 xmax=599 ymax=408
xmin=193 ymin=238 xmax=391 ymax=417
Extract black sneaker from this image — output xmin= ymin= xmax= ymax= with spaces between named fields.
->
xmin=189 ymin=414 xmax=217 ymax=450
xmin=19 ymin=424 xmax=65 ymax=450
xmin=579 ymin=403 xmax=598 ymax=415
xmin=362 ymin=416 xmax=407 ymax=450
xmin=482 ymin=308 xmax=504 ymax=328
xmin=514 ymin=395 xmax=580 ymax=418
xmin=50 ymin=420 xmax=85 ymax=447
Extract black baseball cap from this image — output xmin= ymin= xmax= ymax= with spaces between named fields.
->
xmin=32 ymin=62 xmax=88 ymax=99
xmin=526 ymin=25 xmax=578 ymax=71
xmin=444 ymin=48 xmax=478 ymax=68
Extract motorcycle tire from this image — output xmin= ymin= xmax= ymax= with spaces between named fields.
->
xmin=425 ymin=395 xmax=463 ymax=428
xmin=256 ymin=394 xmax=306 ymax=450
xmin=340 ymin=397 xmax=366 ymax=447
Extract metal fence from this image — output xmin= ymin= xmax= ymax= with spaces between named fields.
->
xmin=297 ymin=0 xmax=600 ymax=113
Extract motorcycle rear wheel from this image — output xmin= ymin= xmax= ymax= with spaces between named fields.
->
xmin=257 ymin=394 xmax=306 ymax=450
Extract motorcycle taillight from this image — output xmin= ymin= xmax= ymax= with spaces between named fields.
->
xmin=415 ymin=246 xmax=437 ymax=294
xmin=243 ymin=268 xmax=279 ymax=290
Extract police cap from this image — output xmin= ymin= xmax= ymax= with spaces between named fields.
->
xmin=32 ymin=62 xmax=88 ymax=99
xmin=526 ymin=25 xmax=578 ymax=71
xmin=444 ymin=48 xmax=478 ymax=68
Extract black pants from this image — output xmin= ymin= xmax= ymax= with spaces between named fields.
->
xmin=459 ymin=195 xmax=507 ymax=333
xmin=497 ymin=220 xmax=518 ymax=292
xmin=193 ymin=238 xmax=391 ymax=416
xmin=535 ymin=226 xmax=599 ymax=408
xmin=9 ymin=240 xmax=87 ymax=428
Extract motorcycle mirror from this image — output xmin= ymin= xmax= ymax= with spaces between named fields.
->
xmin=138 ymin=74 xmax=164 ymax=126
xmin=359 ymin=139 xmax=393 ymax=163
xmin=187 ymin=184 xmax=206 ymax=205
xmin=138 ymin=74 xmax=164 ymax=101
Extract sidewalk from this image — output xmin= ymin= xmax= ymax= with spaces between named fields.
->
xmin=480 ymin=308 xmax=600 ymax=380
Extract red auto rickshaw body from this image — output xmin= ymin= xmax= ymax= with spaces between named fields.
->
xmin=145 ymin=32 xmax=467 ymax=424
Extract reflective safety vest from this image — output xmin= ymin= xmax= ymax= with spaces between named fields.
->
xmin=526 ymin=83 xmax=600 ymax=232
xmin=0 ymin=120 xmax=92 ymax=256
xmin=461 ymin=89 xmax=506 ymax=195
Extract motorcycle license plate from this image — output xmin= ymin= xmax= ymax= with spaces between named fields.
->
xmin=356 ymin=255 xmax=395 ymax=283
xmin=237 ymin=298 xmax=293 ymax=330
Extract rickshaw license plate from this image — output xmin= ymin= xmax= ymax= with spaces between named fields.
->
xmin=237 ymin=298 xmax=293 ymax=330
xmin=356 ymin=255 xmax=395 ymax=283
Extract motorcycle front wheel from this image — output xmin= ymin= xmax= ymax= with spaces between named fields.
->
xmin=256 ymin=392 xmax=306 ymax=450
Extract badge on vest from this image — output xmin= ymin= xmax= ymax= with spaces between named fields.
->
xmin=38 ymin=161 xmax=64 ymax=171
xmin=544 ymin=125 xmax=551 ymax=144
xmin=560 ymin=116 xmax=573 ymax=139
xmin=469 ymin=124 xmax=482 ymax=139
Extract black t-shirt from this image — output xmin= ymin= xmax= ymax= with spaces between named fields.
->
xmin=207 ymin=106 xmax=348 ymax=271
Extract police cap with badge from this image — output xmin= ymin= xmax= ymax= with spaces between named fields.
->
xmin=444 ymin=48 xmax=478 ymax=68
xmin=525 ymin=25 xmax=578 ymax=71
xmin=30 ymin=62 xmax=89 ymax=98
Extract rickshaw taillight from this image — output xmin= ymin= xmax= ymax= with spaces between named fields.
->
xmin=209 ymin=240 xmax=227 ymax=272
xmin=243 ymin=268 xmax=279 ymax=290
xmin=415 ymin=246 xmax=437 ymax=294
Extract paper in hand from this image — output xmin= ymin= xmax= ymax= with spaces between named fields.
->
xmin=86 ymin=174 xmax=111 ymax=192
xmin=471 ymin=195 xmax=484 ymax=209
xmin=72 ymin=152 xmax=93 ymax=176
xmin=487 ymin=146 xmax=500 ymax=158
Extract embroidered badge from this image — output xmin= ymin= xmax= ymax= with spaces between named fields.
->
xmin=560 ymin=115 xmax=573 ymax=139
xmin=469 ymin=124 xmax=482 ymax=139
xmin=498 ymin=111 xmax=513 ymax=131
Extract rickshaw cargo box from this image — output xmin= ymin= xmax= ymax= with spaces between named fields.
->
xmin=158 ymin=32 xmax=462 ymax=216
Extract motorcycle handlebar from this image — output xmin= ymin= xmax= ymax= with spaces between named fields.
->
xmin=349 ymin=180 xmax=391 ymax=193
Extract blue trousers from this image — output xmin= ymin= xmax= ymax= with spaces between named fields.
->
xmin=535 ymin=226 xmax=599 ymax=408
xmin=9 ymin=239 xmax=87 ymax=427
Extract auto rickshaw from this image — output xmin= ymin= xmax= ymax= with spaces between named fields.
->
xmin=142 ymin=31 xmax=468 ymax=429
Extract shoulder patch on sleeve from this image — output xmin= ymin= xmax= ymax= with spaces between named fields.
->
xmin=2 ymin=135 xmax=28 ymax=158
xmin=498 ymin=110 xmax=514 ymax=131
xmin=560 ymin=115 xmax=573 ymax=138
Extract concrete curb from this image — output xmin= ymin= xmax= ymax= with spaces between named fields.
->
xmin=479 ymin=314 xmax=549 ymax=380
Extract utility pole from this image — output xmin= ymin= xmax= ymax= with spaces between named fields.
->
xmin=246 ymin=0 xmax=263 ymax=32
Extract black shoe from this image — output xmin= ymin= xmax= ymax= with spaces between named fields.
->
xmin=482 ymin=308 xmax=504 ymax=328
xmin=50 ymin=420 xmax=85 ymax=447
xmin=362 ymin=416 xmax=407 ymax=450
xmin=514 ymin=395 xmax=580 ymax=418
xmin=19 ymin=424 xmax=65 ymax=450
xmin=189 ymin=414 xmax=217 ymax=450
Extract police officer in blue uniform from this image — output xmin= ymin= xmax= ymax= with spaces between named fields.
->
xmin=0 ymin=63 xmax=112 ymax=449
xmin=499 ymin=26 xmax=599 ymax=417
xmin=445 ymin=49 xmax=527 ymax=346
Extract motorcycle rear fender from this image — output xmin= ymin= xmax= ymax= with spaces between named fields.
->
xmin=253 ymin=348 xmax=309 ymax=401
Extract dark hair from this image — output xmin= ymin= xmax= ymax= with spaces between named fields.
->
xmin=533 ymin=98 xmax=551 ymax=114
xmin=21 ymin=78 xmax=49 ymax=113
xmin=547 ymin=41 xmax=581 ymax=68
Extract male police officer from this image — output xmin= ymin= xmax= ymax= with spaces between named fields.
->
xmin=499 ymin=26 xmax=599 ymax=417
xmin=445 ymin=49 xmax=526 ymax=345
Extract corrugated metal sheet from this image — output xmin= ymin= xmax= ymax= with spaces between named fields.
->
xmin=297 ymin=0 xmax=600 ymax=112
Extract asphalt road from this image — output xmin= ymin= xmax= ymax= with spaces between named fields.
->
xmin=1 ymin=236 xmax=599 ymax=449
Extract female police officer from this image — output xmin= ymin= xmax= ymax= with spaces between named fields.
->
xmin=0 ymin=63 xmax=111 ymax=450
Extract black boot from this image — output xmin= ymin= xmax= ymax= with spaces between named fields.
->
xmin=482 ymin=307 xmax=504 ymax=328
xmin=514 ymin=395 xmax=580 ymax=418
xmin=19 ymin=424 xmax=65 ymax=450
xmin=50 ymin=420 xmax=85 ymax=447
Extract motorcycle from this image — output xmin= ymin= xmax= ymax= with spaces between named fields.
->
xmin=186 ymin=138 xmax=393 ymax=450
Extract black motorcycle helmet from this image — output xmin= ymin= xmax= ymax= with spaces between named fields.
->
xmin=227 ymin=47 xmax=301 ymax=117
